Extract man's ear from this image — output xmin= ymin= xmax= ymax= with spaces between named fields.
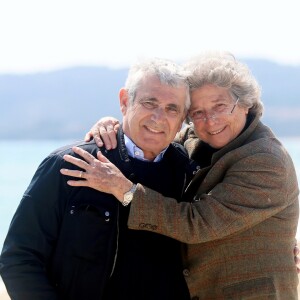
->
xmin=119 ymin=88 xmax=129 ymax=115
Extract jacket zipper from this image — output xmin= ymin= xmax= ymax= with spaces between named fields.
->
xmin=109 ymin=204 xmax=119 ymax=277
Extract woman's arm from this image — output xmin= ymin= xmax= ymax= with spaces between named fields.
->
xmin=60 ymin=146 xmax=300 ymax=270
xmin=84 ymin=117 xmax=194 ymax=148
xmin=84 ymin=116 xmax=120 ymax=149
xmin=127 ymin=150 xmax=298 ymax=244
xmin=61 ymin=146 xmax=297 ymax=244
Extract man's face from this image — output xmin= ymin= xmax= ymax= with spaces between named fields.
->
xmin=189 ymin=84 xmax=249 ymax=149
xmin=121 ymin=75 xmax=187 ymax=160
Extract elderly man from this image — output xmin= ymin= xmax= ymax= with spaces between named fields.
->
xmin=0 ymin=58 xmax=194 ymax=300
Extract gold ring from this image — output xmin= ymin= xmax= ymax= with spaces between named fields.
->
xmin=79 ymin=171 xmax=83 ymax=178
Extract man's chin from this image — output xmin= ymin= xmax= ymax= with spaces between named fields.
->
xmin=142 ymin=143 xmax=167 ymax=156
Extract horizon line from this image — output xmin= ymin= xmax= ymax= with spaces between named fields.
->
xmin=1 ymin=57 xmax=300 ymax=76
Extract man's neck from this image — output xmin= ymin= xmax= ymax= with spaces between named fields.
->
xmin=123 ymin=134 xmax=168 ymax=162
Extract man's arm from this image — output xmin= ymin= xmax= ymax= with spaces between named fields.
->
xmin=0 ymin=154 xmax=65 ymax=300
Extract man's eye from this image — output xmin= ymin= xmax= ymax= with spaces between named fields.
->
xmin=141 ymin=101 xmax=156 ymax=109
xmin=166 ymin=106 xmax=179 ymax=114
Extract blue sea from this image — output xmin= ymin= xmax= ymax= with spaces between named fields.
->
xmin=0 ymin=138 xmax=300 ymax=266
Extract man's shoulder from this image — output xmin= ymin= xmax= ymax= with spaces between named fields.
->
xmin=169 ymin=141 xmax=188 ymax=155
xmin=167 ymin=142 xmax=190 ymax=164
xmin=166 ymin=142 xmax=198 ymax=181
xmin=49 ymin=140 xmax=100 ymax=158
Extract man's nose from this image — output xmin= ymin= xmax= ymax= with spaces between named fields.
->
xmin=151 ymin=107 xmax=166 ymax=120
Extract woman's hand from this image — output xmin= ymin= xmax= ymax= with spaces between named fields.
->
xmin=84 ymin=117 xmax=120 ymax=149
xmin=60 ymin=146 xmax=132 ymax=202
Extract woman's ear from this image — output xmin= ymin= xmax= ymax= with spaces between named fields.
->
xmin=119 ymin=88 xmax=129 ymax=115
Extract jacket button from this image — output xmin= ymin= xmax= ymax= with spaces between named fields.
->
xmin=183 ymin=268 xmax=190 ymax=276
xmin=70 ymin=206 xmax=75 ymax=214
xmin=104 ymin=211 xmax=110 ymax=222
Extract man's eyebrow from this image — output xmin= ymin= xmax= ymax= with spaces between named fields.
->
xmin=167 ymin=103 xmax=180 ymax=109
xmin=139 ymin=97 xmax=158 ymax=102
xmin=139 ymin=98 xmax=180 ymax=109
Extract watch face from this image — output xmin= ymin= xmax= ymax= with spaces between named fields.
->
xmin=123 ymin=184 xmax=137 ymax=206
xmin=125 ymin=193 xmax=133 ymax=201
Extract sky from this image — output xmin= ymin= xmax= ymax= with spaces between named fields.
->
xmin=0 ymin=0 xmax=300 ymax=74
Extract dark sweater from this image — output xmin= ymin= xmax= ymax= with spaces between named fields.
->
xmin=103 ymin=142 xmax=191 ymax=300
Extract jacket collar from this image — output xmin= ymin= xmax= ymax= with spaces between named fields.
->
xmin=116 ymin=126 xmax=131 ymax=163
xmin=211 ymin=112 xmax=260 ymax=164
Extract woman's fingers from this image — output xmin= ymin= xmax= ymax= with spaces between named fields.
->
xmin=84 ymin=131 xmax=93 ymax=142
xmin=97 ymin=150 xmax=109 ymax=163
xmin=72 ymin=146 xmax=97 ymax=163
xmin=61 ymin=147 xmax=107 ymax=181
xmin=92 ymin=128 xmax=104 ymax=148
xmin=60 ymin=168 xmax=85 ymax=179
xmin=63 ymin=154 xmax=90 ymax=169
xmin=87 ymin=117 xmax=120 ymax=149
xmin=107 ymin=124 xmax=118 ymax=149
xmin=99 ymin=126 xmax=113 ymax=150
xmin=61 ymin=147 xmax=99 ymax=179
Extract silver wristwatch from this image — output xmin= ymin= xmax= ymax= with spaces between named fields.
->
xmin=122 ymin=184 xmax=137 ymax=206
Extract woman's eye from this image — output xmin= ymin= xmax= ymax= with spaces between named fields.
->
xmin=194 ymin=111 xmax=203 ymax=117
xmin=215 ymin=103 xmax=227 ymax=112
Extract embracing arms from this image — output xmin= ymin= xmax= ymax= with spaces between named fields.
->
xmin=66 ymin=117 xmax=299 ymax=269
xmin=68 ymin=124 xmax=299 ymax=244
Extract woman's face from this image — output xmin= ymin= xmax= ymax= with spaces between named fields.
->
xmin=189 ymin=84 xmax=249 ymax=149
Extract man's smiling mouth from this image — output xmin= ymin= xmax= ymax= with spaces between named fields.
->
xmin=144 ymin=125 xmax=163 ymax=134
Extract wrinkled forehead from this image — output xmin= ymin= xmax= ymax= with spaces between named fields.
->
xmin=190 ymin=85 xmax=232 ymax=107
xmin=136 ymin=77 xmax=187 ymax=106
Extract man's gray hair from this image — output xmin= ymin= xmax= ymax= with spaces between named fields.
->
xmin=185 ymin=51 xmax=263 ymax=115
xmin=125 ymin=58 xmax=191 ymax=111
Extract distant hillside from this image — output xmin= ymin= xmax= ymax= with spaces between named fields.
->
xmin=243 ymin=59 xmax=300 ymax=136
xmin=0 ymin=67 xmax=127 ymax=139
xmin=0 ymin=60 xmax=300 ymax=139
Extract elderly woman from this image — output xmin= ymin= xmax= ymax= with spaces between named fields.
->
xmin=62 ymin=52 xmax=299 ymax=299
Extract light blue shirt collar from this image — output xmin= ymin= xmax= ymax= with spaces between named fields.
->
xmin=124 ymin=134 xmax=168 ymax=162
